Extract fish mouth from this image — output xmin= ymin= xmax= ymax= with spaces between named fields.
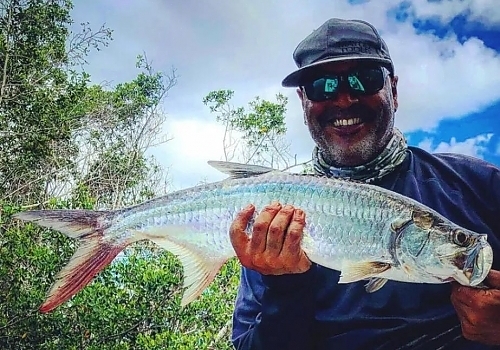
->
xmin=458 ymin=236 xmax=493 ymax=286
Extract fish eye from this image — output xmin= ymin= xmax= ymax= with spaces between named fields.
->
xmin=452 ymin=229 xmax=470 ymax=246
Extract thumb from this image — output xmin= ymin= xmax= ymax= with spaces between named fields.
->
xmin=485 ymin=269 xmax=500 ymax=289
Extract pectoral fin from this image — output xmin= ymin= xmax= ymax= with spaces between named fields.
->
xmin=365 ymin=277 xmax=389 ymax=293
xmin=339 ymin=261 xmax=392 ymax=284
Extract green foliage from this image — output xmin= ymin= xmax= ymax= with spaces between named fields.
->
xmin=202 ymin=90 xmax=245 ymax=124
xmin=0 ymin=0 xmax=173 ymax=209
xmin=71 ymin=54 xmax=176 ymax=209
xmin=0 ymin=0 xmax=112 ymax=205
xmin=1 ymin=1 xmax=240 ymax=349
xmin=203 ymin=89 xmax=295 ymax=169
xmin=235 ymin=94 xmax=288 ymax=150
xmin=1 ymin=205 xmax=241 ymax=349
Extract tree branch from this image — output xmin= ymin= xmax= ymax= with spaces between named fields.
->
xmin=0 ymin=1 xmax=13 ymax=106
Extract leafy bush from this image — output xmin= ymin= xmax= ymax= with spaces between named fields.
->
xmin=1 ymin=205 xmax=241 ymax=349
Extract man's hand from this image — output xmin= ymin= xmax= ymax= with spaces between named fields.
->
xmin=451 ymin=269 xmax=500 ymax=345
xmin=229 ymin=202 xmax=311 ymax=275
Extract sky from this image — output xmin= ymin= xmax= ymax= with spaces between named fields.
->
xmin=70 ymin=0 xmax=500 ymax=190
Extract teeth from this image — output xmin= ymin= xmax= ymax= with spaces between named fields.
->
xmin=333 ymin=118 xmax=362 ymax=127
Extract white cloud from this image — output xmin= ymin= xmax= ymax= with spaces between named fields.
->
xmin=409 ymin=0 xmax=500 ymax=28
xmin=389 ymin=28 xmax=500 ymax=132
xmin=71 ymin=0 xmax=500 ymax=189
xmin=418 ymin=133 xmax=494 ymax=158
xmin=155 ymin=117 xmax=228 ymax=190
xmin=416 ymin=137 xmax=434 ymax=153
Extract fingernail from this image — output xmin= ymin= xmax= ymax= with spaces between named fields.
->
xmin=283 ymin=204 xmax=294 ymax=210
xmin=268 ymin=202 xmax=281 ymax=209
xmin=294 ymin=209 xmax=304 ymax=218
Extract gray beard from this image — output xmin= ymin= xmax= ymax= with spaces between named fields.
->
xmin=319 ymin=131 xmax=383 ymax=167
xmin=312 ymin=128 xmax=408 ymax=183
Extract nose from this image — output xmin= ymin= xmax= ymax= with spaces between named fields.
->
xmin=330 ymin=90 xmax=358 ymax=109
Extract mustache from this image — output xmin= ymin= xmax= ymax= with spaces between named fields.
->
xmin=318 ymin=104 xmax=377 ymax=126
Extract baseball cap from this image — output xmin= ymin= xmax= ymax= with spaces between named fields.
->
xmin=282 ymin=18 xmax=394 ymax=87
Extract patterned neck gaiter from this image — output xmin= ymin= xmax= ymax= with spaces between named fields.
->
xmin=312 ymin=128 xmax=408 ymax=183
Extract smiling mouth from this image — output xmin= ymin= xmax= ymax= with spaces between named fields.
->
xmin=332 ymin=117 xmax=363 ymax=127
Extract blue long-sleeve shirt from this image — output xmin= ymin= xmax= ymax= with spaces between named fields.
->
xmin=231 ymin=147 xmax=500 ymax=350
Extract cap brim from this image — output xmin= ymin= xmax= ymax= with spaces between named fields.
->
xmin=281 ymin=56 xmax=393 ymax=87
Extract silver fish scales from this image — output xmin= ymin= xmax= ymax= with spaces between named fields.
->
xmin=13 ymin=160 xmax=493 ymax=313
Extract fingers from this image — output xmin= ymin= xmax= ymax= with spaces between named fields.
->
xmin=229 ymin=202 xmax=311 ymax=275
xmin=265 ymin=204 xmax=295 ymax=257
xmin=280 ymin=209 xmax=311 ymax=272
xmin=451 ymin=283 xmax=500 ymax=345
xmin=251 ymin=202 xmax=282 ymax=254
xmin=451 ymin=284 xmax=475 ymax=316
xmin=451 ymin=282 xmax=500 ymax=326
xmin=450 ymin=283 xmax=475 ymax=308
xmin=486 ymin=269 xmax=500 ymax=289
xmin=282 ymin=209 xmax=306 ymax=255
xmin=229 ymin=204 xmax=255 ymax=266
xmin=451 ymin=282 xmax=499 ymax=309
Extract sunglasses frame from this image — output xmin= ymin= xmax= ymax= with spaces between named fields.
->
xmin=301 ymin=66 xmax=390 ymax=102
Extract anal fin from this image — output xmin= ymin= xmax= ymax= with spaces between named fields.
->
xmin=142 ymin=228 xmax=227 ymax=307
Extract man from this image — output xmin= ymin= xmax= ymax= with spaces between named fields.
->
xmin=229 ymin=18 xmax=500 ymax=349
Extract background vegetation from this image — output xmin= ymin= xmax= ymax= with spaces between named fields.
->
xmin=0 ymin=1 xmax=302 ymax=348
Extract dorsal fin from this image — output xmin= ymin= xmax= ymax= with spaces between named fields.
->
xmin=207 ymin=160 xmax=276 ymax=178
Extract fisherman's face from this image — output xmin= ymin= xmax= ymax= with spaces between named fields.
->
xmin=297 ymin=60 xmax=399 ymax=167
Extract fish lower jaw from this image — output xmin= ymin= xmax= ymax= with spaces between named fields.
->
xmin=332 ymin=118 xmax=362 ymax=127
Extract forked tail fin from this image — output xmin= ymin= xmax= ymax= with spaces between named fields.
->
xmin=13 ymin=209 xmax=139 ymax=313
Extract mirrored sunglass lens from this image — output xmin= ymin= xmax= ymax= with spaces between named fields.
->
xmin=307 ymin=77 xmax=339 ymax=100
xmin=304 ymin=68 xmax=385 ymax=101
xmin=323 ymin=78 xmax=339 ymax=93
xmin=349 ymin=68 xmax=384 ymax=93
xmin=348 ymin=75 xmax=365 ymax=92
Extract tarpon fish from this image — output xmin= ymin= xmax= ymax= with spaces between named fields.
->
xmin=13 ymin=161 xmax=493 ymax=313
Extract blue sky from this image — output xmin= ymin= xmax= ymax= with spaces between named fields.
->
xmin=71 ymin=0 xmax=500 ymax=189
xmin=395 ymin=1 xmax=500 ymax=166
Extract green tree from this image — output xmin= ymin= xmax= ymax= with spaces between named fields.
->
xmin=73 ymin=54 xmax=176 ymax=209
xmin=0 ymin=0 xmax=113 ymax=206
xmin=203 ymin=89 xmax=298 ymax=169
xmin=1 ymin=1 xmax=242 ymax=349
xmin=1 ymin=204 xmax=240 ymax=349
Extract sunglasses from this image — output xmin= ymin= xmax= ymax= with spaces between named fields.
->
xmin=302 ymin=66 xmax=389 ymax=102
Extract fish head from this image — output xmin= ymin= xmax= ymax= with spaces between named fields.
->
xmin=435 ymin=228 xmax=493 ymax=286
xmin=396 ymin=210 xmax=493 ymax=286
